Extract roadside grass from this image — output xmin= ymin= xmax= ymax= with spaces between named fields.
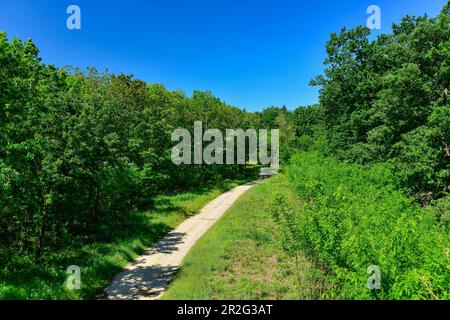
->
xmin=0 ymin=177 xmax=252 ymax=300
xmin=162 ymin=174 xmax=328 ymax=300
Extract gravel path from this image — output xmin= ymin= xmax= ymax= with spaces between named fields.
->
xmin=104 ymin=182 xmax=255 ymax=300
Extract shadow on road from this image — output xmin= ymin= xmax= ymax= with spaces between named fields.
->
xmin=103 ymin=232 xmax=186 ymax=300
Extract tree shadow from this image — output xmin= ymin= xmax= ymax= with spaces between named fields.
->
xmin=0 ymin=172 xmax=259 ymax=299
xmin=100 ymin=265 xmax=179 ymax=300
xmin=101 ymin=232 xmax=187 ymax=300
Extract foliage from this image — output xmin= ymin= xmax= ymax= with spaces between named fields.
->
xmin=1 ymin=1 xmax=449 ymax=300
xmin=309 ymin=3 xmax=450 ymax=201
xmin=0 ymin=32 xmax=259 ymax=266
xmin=272 ymin=152 xmax=449 ymax=299
xmin=0 ymin=178 xmax=248 ymax=299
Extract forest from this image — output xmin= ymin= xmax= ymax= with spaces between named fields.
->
xmin=0 ymin=2 xmax=449 ymax=299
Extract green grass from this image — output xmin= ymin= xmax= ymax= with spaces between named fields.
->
xmin=0 ymin=178 xmax=250 ymax=300
xmin=162 ymin=174 xmax=327 ymax=300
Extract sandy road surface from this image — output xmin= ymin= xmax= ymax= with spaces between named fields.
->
xmin=104 ymin=182 xmax=256 ymax=300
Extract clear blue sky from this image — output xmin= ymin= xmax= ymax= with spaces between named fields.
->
xmin=0 ymin=0 xmax=446 ymax=111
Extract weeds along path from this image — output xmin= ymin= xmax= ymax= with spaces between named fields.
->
xmin=104 ymin=182 xmax=257 ymax=300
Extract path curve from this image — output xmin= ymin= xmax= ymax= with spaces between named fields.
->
xmin=104 ymin=182 xmax=256 ymax=300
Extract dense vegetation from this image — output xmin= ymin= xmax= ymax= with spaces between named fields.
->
xmin=268 ymin=3 xmax=450 ymax=300
xmin=307 ymin=3 xmax=450 ymax=203
xmin=1 ymin=2 xmax=449 ymax=300
xmin=0 ymin=30 xmax=263 ymax=265
xmin=0 ymin=178 xmax=248 ymax=299
xmin=271 ymin=152 xmax=449 ymax=299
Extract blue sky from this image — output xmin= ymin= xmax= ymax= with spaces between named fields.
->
xmin=0 ymin=0 xmax=446 ymax=111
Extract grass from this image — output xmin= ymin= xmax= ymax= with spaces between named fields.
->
xmin=0 ymin=177 xmax=251 ymax=300
xmin=162 ymin=174 xmax=328 ymax=300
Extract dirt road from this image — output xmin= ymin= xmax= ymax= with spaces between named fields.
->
xmin=104 ymin=182 xmax=255 ymax=300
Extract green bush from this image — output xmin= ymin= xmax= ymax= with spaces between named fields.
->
xmin=272 ymin=152 xmax=449 ymax=299
xmin=0 ymin=32 xmax=260 ymax=262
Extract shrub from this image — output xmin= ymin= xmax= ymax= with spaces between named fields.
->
xmin=272 ymin=152 xmax=449 ymax=299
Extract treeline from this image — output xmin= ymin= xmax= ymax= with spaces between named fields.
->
xmin=254 ymin=2 xmax=449 ymax=203
xmin=0 ymin=32 xmax=263 ymax=260
xmin=269 ymin=3 xmax=450 ymax=300
xmin=304 ymin=4 xmax=450 ymax=203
